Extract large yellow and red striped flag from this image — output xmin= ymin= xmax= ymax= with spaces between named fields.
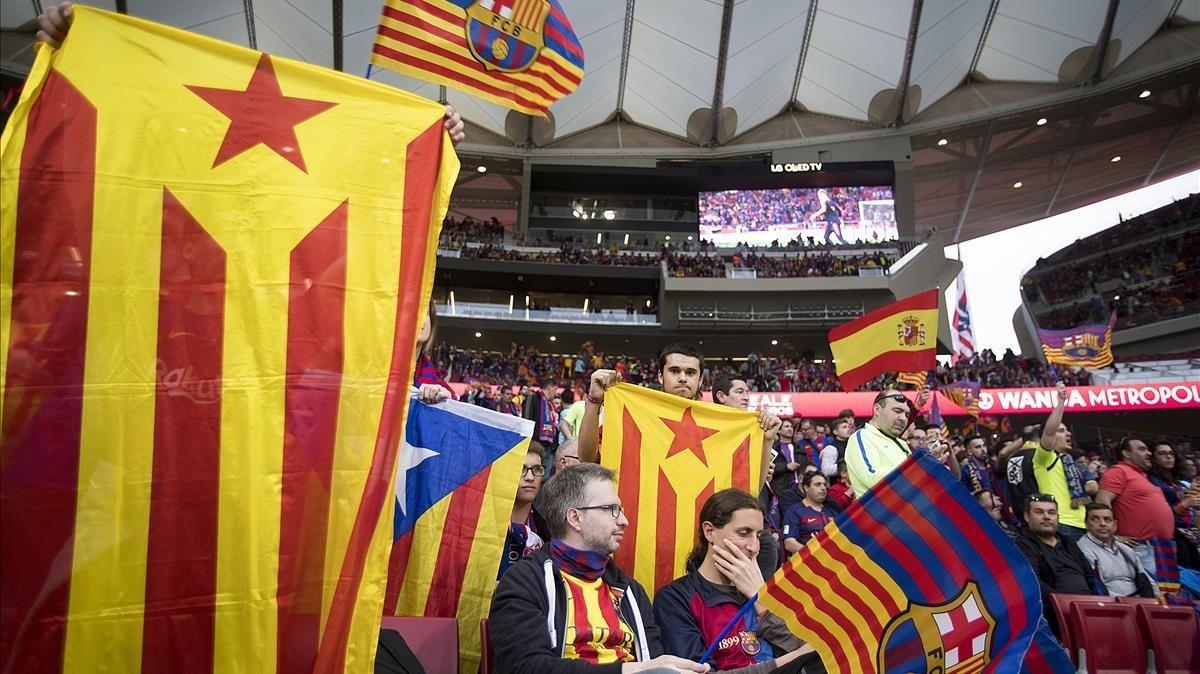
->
xmin=0 ymin=7 xmax=457 ymax=673
xmin=600 ymin=384 xmax=764 ymax=599
xmin=829 ymin=289 xmax=939 ymax=392
xmin=371 ymin=0 xmax=585 ymax=116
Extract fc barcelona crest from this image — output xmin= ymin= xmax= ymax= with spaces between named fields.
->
xmin=898 ymin=314 xmax=927 ymax=347
xmin=878 ymin=582 xmax=997 ymax=673
xmin=465 ymin=0 xmax=549 ymax=73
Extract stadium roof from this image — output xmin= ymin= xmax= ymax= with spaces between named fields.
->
xmin=2 ymin=0 xmax=1198 ymax=242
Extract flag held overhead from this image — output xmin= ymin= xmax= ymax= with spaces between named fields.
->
xmin=1 ymin=7 xmax=458 ymax=673
xmin=829 ymin=289 xmax=940 ymax=392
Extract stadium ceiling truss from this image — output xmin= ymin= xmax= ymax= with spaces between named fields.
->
xmin=1 ymin=0 xmax=1197 ymax=242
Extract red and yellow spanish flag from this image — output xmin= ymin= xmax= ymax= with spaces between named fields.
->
xmin=829 ymin=289 xmax=939 ymax=392
xmin=371 ymin=0 xmax=585 ymax=116
xmin=0 ymin=7 xmax=457 ymax=673
xmin=600 ymin=384 xmax=764 ymax=598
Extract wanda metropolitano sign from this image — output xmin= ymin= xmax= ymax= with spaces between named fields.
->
xmin=446 ymin=381 xmax=1200 ymax=417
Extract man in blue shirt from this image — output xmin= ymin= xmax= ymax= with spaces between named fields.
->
xmin=781 ymin=472 xmax=838 ymax=555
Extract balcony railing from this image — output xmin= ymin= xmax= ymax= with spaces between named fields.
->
xmin=677 ymin=303 xmax=865 ymax=323
xmin=437 ymin=302 xmax=661 ymax=326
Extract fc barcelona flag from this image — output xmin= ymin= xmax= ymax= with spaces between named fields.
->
xmin=1 ymin=7 xmax=457 ymax=673
xmin=760 ymin=451 xmax=1054 ymax=673
xmin=371 ymin=0 xmax=585 ymax=116
xmin=383 ymin=394 xmax=533 ymax=674
xmin=600 ymin=383 xmax=764 ymax=599
xmin=1037 ymin=311 xmax=1116 ymax=368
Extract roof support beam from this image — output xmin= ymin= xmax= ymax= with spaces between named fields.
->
xmin=967 ymin=0 xmax=1001 ymax=78
xmin=243 ymin=0 xmax=257 ymax=50
xmin=789 ymin=0 xmax=820 ymax=104
xmin=1045 ymin=146 xmax=1079 ymax=216
xmin=332 ymin=0 xmax=343 ymax=71
xmin=893 ymin=0 xmax=924 ymax=125
xmin=953 ymin=118 xmax=994 ymax=243
xmin=1144 ymin=80 xmax=1196 ymax=185
xmin=1087 ymin=0 xmax=1122 ymax=83
xmin=708 ymin=0 xmax=735 ymax=145
xmin=614 ymin=0 xmax=637 ymax=115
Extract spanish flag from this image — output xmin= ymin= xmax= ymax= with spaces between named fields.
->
xmin=0 ymin=7 xmax=457 ymax=673
xmin=829 ymin=289 xmax=939 ymax=392
xmin=761 ymin=451 xmax=1063 ymax=673
xmin=371 ymin=0 xmax=585 ymax=116
xmin=600 ymin=384 xmax=763 ymax=599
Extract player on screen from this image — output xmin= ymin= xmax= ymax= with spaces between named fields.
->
xmin=807 ymin=189 xmax=846 ymax=245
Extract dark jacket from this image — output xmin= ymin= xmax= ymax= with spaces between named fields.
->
xmin=654 ymin=570 xmax=802 ymax=672
xmin=1014 ymin=529 xmax=1093 ymax=601
xmin=488 ymin=548 xmax=662 ymax=674
xmin=1003 ymin=448 xmax=1038 ymax=526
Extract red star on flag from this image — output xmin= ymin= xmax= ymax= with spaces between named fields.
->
xmin=661 ymin=407 xmax=719 ymax=463
xmin=187 ymin=53 xmax=336 ymax=172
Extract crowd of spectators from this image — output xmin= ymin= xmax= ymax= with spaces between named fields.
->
xmin=698 ymin=185 xmax=894 ymax=231
xmin=1022 ymin=194 xmax=1199 ymax=331
xmin=430 ymin=342 xmax=1090 ymax=398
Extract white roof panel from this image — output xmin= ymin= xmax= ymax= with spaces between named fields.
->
xmin=722 ymin=0 xmax=810 ymax=133
xmin=977 ymin=0 xmax=1106 ymax=82
xmin=909 ymin=0 xmax=993 ymax=114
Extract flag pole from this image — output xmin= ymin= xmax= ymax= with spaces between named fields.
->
xmin=365 ymin=63 xmax=374 ymax=79
xmin=698 ymin=594 xmax=758 ymax=664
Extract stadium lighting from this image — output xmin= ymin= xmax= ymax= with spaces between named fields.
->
xmin=645 ymin=299 xmax=652 ymax=308
xmin=1110 ymin=156 xmax=1121 ymax=163
xmin=525 ymin=295 xmax=530 ymax=307
xmin=771 ymin=339 xmax=778 ymax=346
xmin=1113 ymin=294 xmax=1121 ymax=301
xmin=449 ymin=290 xmax=456 ymax=314
xmin=623 ymin=233 xmax=630 ymax=245
xmin=1012 ymin=181 xmax=1023 ymax=189
xmin=664 ymin=235 xmax=671 ymax=241
xmin=583 ymin=298 xmax=589 ymax=312
xmin=476 ymin=165 xmax=487 ymax=173
xmin=687 ymin=235 xmax=693 ymax=241
xmin=549 ymin=335 xmax=557 ymax=342
xmin=936 ymin=138 xmax=948 ymax=146
xmin=1139 ymin=89 xmax=1151 ymax=98
xmin=596 ymin=232 xmax=602 ymax=244
xmin=603 ymin=210 xmax=615 ymax=220
xmin=474 ymin=331 xmax=481 ymax=338
xmin=1036 ymin=118 xmax=1047 ymax=126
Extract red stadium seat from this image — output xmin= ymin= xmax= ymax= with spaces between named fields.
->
xmin=1068 ymin=602 xmax=1146 ymax=674
xmin=1135 ymin=604 xmax=1199 ymax=674
xmin=480 ymin=618 xmax=493 ymax=674
xmin=1049 ymin=593 xmax=1109 ymax=664
xmin=379 ymin=616 xmax=459 ymax=674
xmin=1113 ymin=595 xmax=1159 ymax=606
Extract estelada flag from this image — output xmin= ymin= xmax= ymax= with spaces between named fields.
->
xmin=371 ymin=0 xmax=585 ymax=116
xmin=601 ymin=383 xmax=764 ymax=599
xmin=829 ymin=289 xmax=939 ymax=392
xmin=760 ymin=451 xmax=1051 ymax=673
xmin=384 ymin=394 xmax=533 ymax=674
xmin=0 ymin=7 xmax=457 ymax=673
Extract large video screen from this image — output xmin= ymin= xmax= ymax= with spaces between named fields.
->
xmin=698 ymin=185 xmax=897 ymax=247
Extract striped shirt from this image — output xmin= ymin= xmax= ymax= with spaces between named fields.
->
xmin=560 ymin=571 xmax=636 ymax=663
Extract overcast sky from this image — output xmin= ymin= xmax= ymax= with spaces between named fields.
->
xmin=944 ymin=170 xmax=1199 ymax=356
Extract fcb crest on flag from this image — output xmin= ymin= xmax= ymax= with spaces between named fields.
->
xmin=879 ymin=582 xmax=996 ymax=672
xmin=465 ymin=0 xmax=551 ymax=72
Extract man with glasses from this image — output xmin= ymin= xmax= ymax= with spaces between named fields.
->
xmin=1014 ymin=493 xmax=1096 ymax=635
xmin=845 ymin=388 xmax=929 ymax=495
xmin=489 ymin=463 xmax=709 ymax=673
xmin=501 ymin=443 xmax=549 ymax=578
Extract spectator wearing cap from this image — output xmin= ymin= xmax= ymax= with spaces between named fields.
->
xmin=1095 ymin=437 xmax=1174 ymax=595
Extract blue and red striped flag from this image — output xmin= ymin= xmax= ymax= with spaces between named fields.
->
xmin=384 ymin=394 xmax=533 ymax=673
xmin=761 ymin=450 xmax=1069 ymax=672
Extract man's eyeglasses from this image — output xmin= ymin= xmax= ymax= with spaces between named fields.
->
xmin=521 ymin=465 xmax=546 ymax=477
xmin=575 ymin=503 xmax=624 ymax=519
xmin=874 ymin=393 xmax=915 ymax=408
xmin=1027 ymin=493 xmax=1057 ymax=505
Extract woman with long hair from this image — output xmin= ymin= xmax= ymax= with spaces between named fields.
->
xmin=1148 ymin=441 xmax=1200 ymax=569
xmin=654 ymin=489 xmax=822 ymax=673
xmin=414 ymin=301 xmax=454 ymax=402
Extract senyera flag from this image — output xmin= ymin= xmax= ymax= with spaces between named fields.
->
xmin=760 ymin=450 xmax=1071 ymax=673
xmin=829 ymin=289 xmax=939 ymax=392
xmin=371 ymin=0 xmax=585 ymax=116
xmin=600 ymin=383 xmax=764 ymax=599
xmin=384 ymin=393 xmax=533 ymax=674
xmin=0 ymin=7 xmax=457 ymax=673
